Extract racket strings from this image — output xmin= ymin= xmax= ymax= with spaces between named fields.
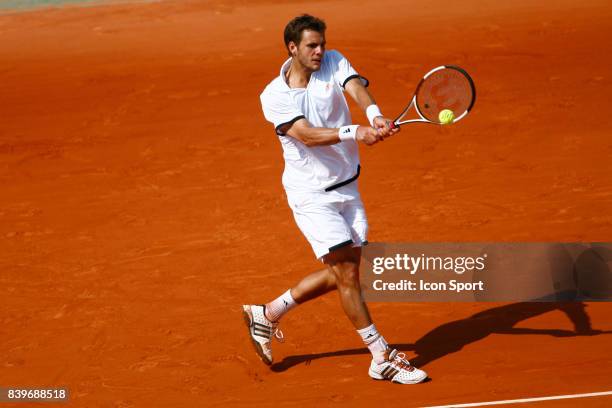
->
xmin=416 ymin=68 xmax=474 ymax=123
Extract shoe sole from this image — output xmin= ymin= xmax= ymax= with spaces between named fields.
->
xmin=242 ymin=305 xmax=273 ymax=366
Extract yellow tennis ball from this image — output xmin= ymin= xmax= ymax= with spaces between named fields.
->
xmin=438 ymin=109 xmax=455 ymax=125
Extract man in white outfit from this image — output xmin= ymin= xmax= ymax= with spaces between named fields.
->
xmin=243 ymin=14 xmax=427 ymax=384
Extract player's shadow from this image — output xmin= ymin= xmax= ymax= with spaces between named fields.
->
xmin=269 ymin=302 xmax=610 ymax=373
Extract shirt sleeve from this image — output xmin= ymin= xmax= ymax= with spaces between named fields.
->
xmin=330 ymin=50 xmax=369 ymax=89
xmin=260 ymin=88 xmax=305 ymax=136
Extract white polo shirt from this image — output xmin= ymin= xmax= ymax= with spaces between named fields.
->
xmin=260 ymin=50 xmax=368 ymax=192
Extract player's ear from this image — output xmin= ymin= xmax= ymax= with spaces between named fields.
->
xmin=288 ymin=41 xmax=298 ymax=57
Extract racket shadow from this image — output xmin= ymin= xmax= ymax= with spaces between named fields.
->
xmin=270 ymin=302 xmax=610 ymax=373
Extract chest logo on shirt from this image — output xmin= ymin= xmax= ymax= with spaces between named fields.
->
xmin=325 ymin=83 xmax=331 ymax=91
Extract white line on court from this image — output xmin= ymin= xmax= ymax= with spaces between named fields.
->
xmin=423 ymin=390 xmax=612 ymax=408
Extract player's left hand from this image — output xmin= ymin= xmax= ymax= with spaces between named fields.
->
xmin=373 ymin=116 xmax=400 ymax=139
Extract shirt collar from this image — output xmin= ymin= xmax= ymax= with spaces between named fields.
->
xmin=279 ymin=57 xmax=292 ymax=88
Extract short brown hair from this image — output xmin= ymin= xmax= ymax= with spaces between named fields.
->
xmin=284 ymin=14 xmax=326 ymax=56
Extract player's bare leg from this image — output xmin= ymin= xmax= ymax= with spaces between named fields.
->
xmin=265 ymin=245 xmax=365 ymax=324
xmin=322 ymin=244 xmax=428 ymax=384
xmin=323 ymin=245 xmax=372 ymax=328
xmin=290 ymin=267 xmax=336 ymax=303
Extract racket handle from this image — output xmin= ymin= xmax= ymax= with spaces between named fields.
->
xmin=389 ymin=121 xmax=399 ymax=130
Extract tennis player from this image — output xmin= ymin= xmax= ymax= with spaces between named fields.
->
xmin=243 ymin=14 xmax=427 ymax=384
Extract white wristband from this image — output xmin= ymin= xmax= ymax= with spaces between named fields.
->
xmin=366 ymin=104 xmax=383 ymax=127
xmin=338 ymin=125 xmax=359 ymax=142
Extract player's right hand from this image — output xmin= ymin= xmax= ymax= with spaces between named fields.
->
xmin=373 ymin=116 xmax=400 ymax=138
xmin=356 ymin=126 xmax=381 ymax=145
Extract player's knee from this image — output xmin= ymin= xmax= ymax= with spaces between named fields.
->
xmin=324 ymin=267 xmax=337 ymax=287
xmin=332 ymin=262 xmax=360 ymax=288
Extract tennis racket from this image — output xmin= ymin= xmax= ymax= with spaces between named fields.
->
xmin=389 ymin=65 xmax=476 ymax=129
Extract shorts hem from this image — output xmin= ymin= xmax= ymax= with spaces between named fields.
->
xmin=328 ymin=239 xmax=354 ymax=253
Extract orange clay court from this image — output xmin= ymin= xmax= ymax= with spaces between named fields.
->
xmin=1 ymin=0 xmax=611 ymax=406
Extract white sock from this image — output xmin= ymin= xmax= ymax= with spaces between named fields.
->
xmin=357 ymin=323 xmax=389 ymax=364
xmin=265 ymin=289 xmax=297 ymax=322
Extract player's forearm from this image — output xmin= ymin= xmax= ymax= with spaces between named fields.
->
xmin=285 ymin=118 xmax=377 ymax=147
xmin=288 ymin=126 xmax=342 ymax=147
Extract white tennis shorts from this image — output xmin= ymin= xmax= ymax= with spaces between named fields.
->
xmin=286 ymin=182 xmax=368 ymax=259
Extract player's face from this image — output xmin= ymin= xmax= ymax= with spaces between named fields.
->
xmin=294 ymin=29 xmax=325 ymax=72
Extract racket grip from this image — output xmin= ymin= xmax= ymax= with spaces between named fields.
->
xmin=389 ymin=121 xmax=399 ymax=130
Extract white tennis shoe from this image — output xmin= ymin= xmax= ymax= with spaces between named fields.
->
xmin=368 ymin=348 xmax=428 ymax=384
xmin=242 ymin=304 xmax=284 ymax=365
